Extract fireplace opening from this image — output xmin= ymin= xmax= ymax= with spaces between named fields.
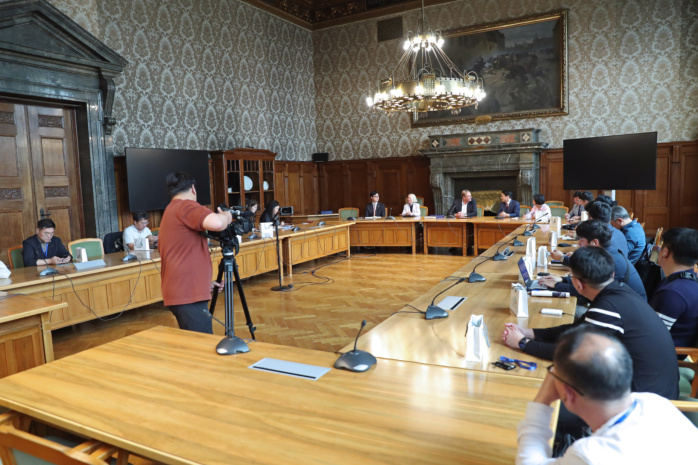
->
xmin=454 ymin=174 xmax=519 ymax=214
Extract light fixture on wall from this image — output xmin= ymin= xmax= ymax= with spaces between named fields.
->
xmin=366 ymin=0 xmax=485 ymax=115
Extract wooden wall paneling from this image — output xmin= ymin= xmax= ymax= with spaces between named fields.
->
xmin=0 ymin=102 xmax=35 ymax=264
xmin=318 ymin=163 xmax=344 ymax=212
xmin=643 ymin=146 xmax=671 ymax=232
xmin=673 ymin=142 xmax=698 ymax=229
xmin=376 ymin=162 xmax=402 ymax=215
xmin=301 ymin=163 xmax=318 ymax=214
xmin=348 ymin=162 xmax=369 ymax=213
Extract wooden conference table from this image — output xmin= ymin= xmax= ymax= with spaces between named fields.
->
xmin=0 ymin=292 xmax=67 ymax=377
xmin=0 ymin=224 xmax=351 ymax=329
xmin=347 ymin=224 xmax=578 ymax=378
xmin=0 ymin=326 xmax=546 ymax=465
xmin=346 ymin=216 xmax=536 ymax=256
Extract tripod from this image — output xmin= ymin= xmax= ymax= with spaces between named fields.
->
xmin=271 ymin=217 xmax=292 ymax=292
xmin=208 ymin=239 xmax=257 ymax=354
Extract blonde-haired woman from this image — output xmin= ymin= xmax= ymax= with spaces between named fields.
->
xmin=401 ymin=194 xmax=421 ymax=217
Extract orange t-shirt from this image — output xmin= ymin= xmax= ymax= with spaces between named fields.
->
xmin=159 ymin=199 xmax=214 ymax=306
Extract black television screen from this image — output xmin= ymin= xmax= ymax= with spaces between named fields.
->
xmin=563 ymin=132 xmax=657 ymax=190
xmin=125 ymin=148 xmax=211 ymax=211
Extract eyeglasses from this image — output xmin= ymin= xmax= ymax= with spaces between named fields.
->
xmin=547 ymin=364 xmax=585 ymax=396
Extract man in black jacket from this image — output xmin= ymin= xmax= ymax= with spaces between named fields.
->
xmin=22 ymin=219 xmax=72 ymax=267
xmin=502 ymin=246 xmax=679 ymax=400
xmin=447 ymin=189 xmax=477 ymax=218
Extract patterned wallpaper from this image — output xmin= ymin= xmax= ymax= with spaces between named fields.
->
xmin=50 ymin=0 xmax=318 ymax=160
xmin=50 ymin=0 xmax=697 ymax=162
xmin=313 ymin=0 xmax=698 ymax=159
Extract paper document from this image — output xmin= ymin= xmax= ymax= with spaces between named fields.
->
xmin=436 ymin=296 xmax=468 ymax=311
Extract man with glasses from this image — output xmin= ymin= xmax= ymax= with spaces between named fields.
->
xmin=22 ymin=218 xmax=72 ymax=267
xmin=364 ymin=191 xmax=386 ymax=218
xmin=503 ymin=246 xmax=678 ymax=400
xmin=517 ymin=325 xmax=697 ymax=464
xmin=123 ymin=211 xmax=158 ymax=251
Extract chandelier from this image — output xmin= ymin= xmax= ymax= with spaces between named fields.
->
xmin=366 ymin=0 xmax=485 ymax=115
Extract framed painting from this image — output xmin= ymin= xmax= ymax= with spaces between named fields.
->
xmin=411 ymin=9 xmax=568 ymax=128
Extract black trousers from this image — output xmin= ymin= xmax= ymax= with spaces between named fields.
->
xmin=168 ymin=300 xmax=213 ymax=334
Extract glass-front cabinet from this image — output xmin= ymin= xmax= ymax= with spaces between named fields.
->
xmin=210 ymin=149 xmax=277 ymax=219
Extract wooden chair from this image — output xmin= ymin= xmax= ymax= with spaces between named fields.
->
xmin=419 ymin=206 xmax=428 ymax=217
xmin=339 ymin=207 xmax=359 ymax=221
xmin=7 ymin=246 xmax=23 ymax=269
xmin=673 ymin=347 xmax=698 ymax=426
xmin=150 ymin=227 xmax=159 ymax=236
xmin=519 ymin=205 xmax=531 ymax=216
xmin=549 ymin=206 xmax=569 ymax=218
xmin=68 ymin=238 xmax=105 ymax=261
xmin=0 ymin=411 xmax=129 ymax=465
xmin=546 ymin=201 xmax=565 ymax=207
xmin=476 ymin=205 xmax=484 ymax=217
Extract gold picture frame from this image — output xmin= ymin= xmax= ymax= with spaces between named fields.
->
xmin=411 ymin=9 xmax=568 ymax=128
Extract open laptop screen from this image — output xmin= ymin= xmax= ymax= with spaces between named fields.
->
xmin=517 ymin=257 xmax=532 ymax=284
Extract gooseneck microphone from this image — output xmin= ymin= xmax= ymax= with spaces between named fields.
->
xmin=333 ymin=320 xmax=377 ymax=372
xmin=523 ymin=212 xmax=549 ymax=236
xmin=386 ymin=207 xmax=395 ymax=220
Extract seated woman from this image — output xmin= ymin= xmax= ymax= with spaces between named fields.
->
xmin=401 ymin=194 xmax=421 ymax=217
xmin=241 ymin=198 xmax=259 ymax=232
xmin=260 ymin=200 xmax=284 ymax=225
xmin=523 ymin=194 xmax=551 ymax=221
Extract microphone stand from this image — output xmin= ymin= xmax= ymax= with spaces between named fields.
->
xmin=271 ymin=215 xmax=292 ymax=292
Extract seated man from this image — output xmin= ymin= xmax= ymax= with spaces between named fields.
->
xmin=651 ymin=228 xmax=698 ymax=347
xmin=565 ymin=191 xmax=584 ymax=220
xmin=447 ymin=189 xmax=477 ymax=218
xmin=517 ymin=325 xmax=697 ymax=465
xmin=496 ymin=190 xmax=520 ymax=218
xmin=611 ymin=205 xmax=646 ymax=264
xmin=586 ymin=200 xmax=629 ymax=257
xmin=364 ymin=191 xmax=386 ymax=218
xmin=22 ymin=218 xmax=72 ymax=267
xmin=595 ymin=193 xmax=617 ymax=207
xmin=123 ymin=211 xmax=158 ymax=251
xmin=503 ymin=246 xmax=678 ymax=400
xmin=568 ymin=191 xmax=593 ymax=223
xmin=544 ymin=220 xmax=647 ymax=301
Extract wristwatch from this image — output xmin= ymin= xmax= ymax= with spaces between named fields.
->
xmin=519 ymin=337 xmax=531 ymax=351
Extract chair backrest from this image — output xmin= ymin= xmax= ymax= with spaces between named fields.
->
xmin=419 ymin=206 xmax=428 ymax=217
xmin=476 ymin=205 xmax=484 ymax=217
xmin=546 ymin=201 xmax=565 ymax=207
xmin=68 ymin=239 xmax=105 ymax=261
xmin=102 ymin=232 xmax=124 ymax=255
xmin=519 ymin=205 xmax=531 ymax=216
xmin=649 ymin=228 xmax=664 ymax=263
xmin=415 ymin=196 xmax=425 ymax=207
xmin=0 ymin=411 xmax=125 ymax=465
xmin=549 ymin=206 xmax=569 ymax=218
xmin=7 ymin=246 xmax=23 ymax=269
xmin=150 ymin=227 xmax=159 ymax=236
xmin=339 ymin=208 xmax=359 ymax=221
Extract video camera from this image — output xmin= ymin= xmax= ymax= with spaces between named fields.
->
xmin=209 ymin=203 xmax=253 ymax=244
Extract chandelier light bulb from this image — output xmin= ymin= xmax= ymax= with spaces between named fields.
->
xmin=437 ymin=37 xmax=444 ymax=47
xmin=415 ymin=85 xmax=424 ymax=95
xmin=366 ymin=97 xmax=373 ymax=107
xmin=403 ymin=40 xmax=410 ymax=50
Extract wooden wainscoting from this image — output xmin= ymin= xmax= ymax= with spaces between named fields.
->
xmin=540 ymin=140 xmax=698 ymax=231
xmin=276 ymin=156 xmax=433 ymax=217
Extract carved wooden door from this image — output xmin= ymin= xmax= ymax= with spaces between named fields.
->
xmin=0 ymin=101 xmax=82 ymax=265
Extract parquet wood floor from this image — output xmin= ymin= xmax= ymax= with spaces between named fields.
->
xmin=53 ymin=251 xmax=470 ymax=359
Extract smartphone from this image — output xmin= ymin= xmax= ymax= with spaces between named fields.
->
xmin=492 ymin=361 xmax=516 ymax=370
xmin=550 ymin=260 xmax=562 ymax=264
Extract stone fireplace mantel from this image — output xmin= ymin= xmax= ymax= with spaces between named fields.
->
xmin=420 ymin=129 xmax=548 ymax=214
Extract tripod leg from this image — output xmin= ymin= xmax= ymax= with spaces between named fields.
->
xmin=232 ymin=257 xmax=256 ymax=340
xmin=209 ymin=258 xmax=225 ymax=315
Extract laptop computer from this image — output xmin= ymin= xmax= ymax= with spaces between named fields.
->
xmin=517 ymin=257 xmax=548 ymax=291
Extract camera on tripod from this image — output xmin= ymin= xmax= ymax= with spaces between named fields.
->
xmin=210 ymin=204 xmax=253 ymax=243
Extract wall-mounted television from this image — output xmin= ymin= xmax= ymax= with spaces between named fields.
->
xmin=563 ymin=132 xmax=657 ymax=190
xmin=125 ymin=148 xmax=211 ymax=211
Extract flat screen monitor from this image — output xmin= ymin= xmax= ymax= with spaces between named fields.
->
xmin=125 ymin=148 xmax=211 ymax=211
xmin=563 ymin=132 xmax=657 ymax=190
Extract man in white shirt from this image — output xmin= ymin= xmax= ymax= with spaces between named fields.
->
xmin=517 ymin=325 xmax=697 ymax=465
xmin=123 ymin=211 xmax=158 ymax=251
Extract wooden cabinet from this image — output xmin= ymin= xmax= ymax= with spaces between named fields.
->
xmin=210 ymin=149 xmax=277 ymax=214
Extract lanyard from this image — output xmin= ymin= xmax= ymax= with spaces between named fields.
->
xmin=42 ymin=242 xmax=48 ymax=258
xmin=610 ymin=400 xmax=637 ymax=428
xmin=499 ymin=356 xmax=537 ymax=370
